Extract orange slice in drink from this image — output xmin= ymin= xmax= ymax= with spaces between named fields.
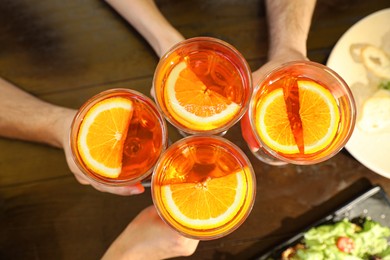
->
xmin=255 ymin=88 xmax=297 ymax=154
xmin=165 ymin=61 xmax=240 ymax=131
xmin=299 ymin=80 xmax=340 ymax=153
xmin=255 ymin=80 xmax=340 ymax=154
xmin=77 ymin=97 xmax=134 ymax=178
xmin=161 ymin=170 xmax=247 ymax=229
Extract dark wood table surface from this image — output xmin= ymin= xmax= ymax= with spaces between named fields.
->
xmin=1 ymin=0 xmax=390 ymax=259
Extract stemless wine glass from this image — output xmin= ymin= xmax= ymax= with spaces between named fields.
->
xmin=241 ymin=61 xmax=356 ymax=165
xmin=151 ymin=135 xmax=256 ymax=240
xmin=153 ymin=37 xmax=252 ymax=136
xmin=70 ymin=88 xmax=168 ymax=186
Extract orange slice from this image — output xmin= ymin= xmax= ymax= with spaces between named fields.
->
xmin=165 ymin=61 xmax=240 ymax=131
xmin=255 ymin=80 xmax=340 ymax=154
xmin=77 ymin=97 xmax=134 ymax=178
xmin=161 ymin=170 xmax=247 ymax=229
xmin=255 ymin=88 xmax=297 ymax=154
xmin=299 ymin=80 xmax=340 ymax=153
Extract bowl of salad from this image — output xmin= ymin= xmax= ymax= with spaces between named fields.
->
xmin=281 ymin=218 xmax=390 ymax=259
xmin=257 ymin=186 xmax=390 ymax=260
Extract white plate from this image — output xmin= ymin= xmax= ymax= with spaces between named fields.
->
xmin=327 ymin=9 xmax=390 ymax=178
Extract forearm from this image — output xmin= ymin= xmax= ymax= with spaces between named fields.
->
xmin=105 ymin=0 xmax=184 ymax=58
xmin=266 ymin=0 xmax=316 ymax=59
xmin=0 ymin=78 xmax=76 ymax=148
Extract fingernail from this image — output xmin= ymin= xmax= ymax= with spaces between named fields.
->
xmin=129 ymin=188 xmax=143 ymax=195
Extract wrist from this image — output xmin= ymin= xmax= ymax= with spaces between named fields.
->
xmin=102 ymin=239 xmax=149 ymax=260
xmin=48 ymin=106 xmax=77 ymax=149
xmin=268 ymin=44 xmax=307 ymax=62
xmin=156 ymin=30 xmax=185 ymax=58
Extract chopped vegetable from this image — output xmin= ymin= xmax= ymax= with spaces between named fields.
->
xmin=336 ymin=237 xmax=355 ymax=253
xmin=282 ymin=218 xmax=390 ymax=260
xmin=379 ymin=81 xmax=390 ymax=90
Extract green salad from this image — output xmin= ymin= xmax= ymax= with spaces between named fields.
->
xmin=379 ymin=81 xmax=390 ymax=90
xmin=281 ymin=218 xmax=390 ymax=260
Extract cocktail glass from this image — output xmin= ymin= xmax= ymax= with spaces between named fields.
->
xmin=241 ymin=61 xmax=356 ymax=165
xmin=151 ymin=135 xmax=256 ymax=240
xmin=153 ymin=37 xmax=252 ymax=136
xmin=70 ymin=88 xmax=168 ymax=185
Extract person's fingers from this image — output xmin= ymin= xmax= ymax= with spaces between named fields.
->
xmin=73 ymin=173 xmax=91 ymax=185
xmin=176 ymin=237 xmax=199 ymax=257
xmin=91 ymin=182 xmax=145 ymax=196
xmin=70 ymin=158 xmax=146 ymax=196
xmin=150 ymin=86 xmax=156 ymax=100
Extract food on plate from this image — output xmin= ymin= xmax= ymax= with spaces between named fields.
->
xmin=350 ymin=43 xmax=368 ymax=63
xmin=349 ymin=43 xmax=390 ymax=133
xmin=280 ymin=218 xmax=390 ymax=260
xmin=380 ymin=81 xmax=390 ymax=90
xmin=361 ymin=45 xmax=390 ymax=80
xmin=358 ymin=89 xmax=390 ymax=133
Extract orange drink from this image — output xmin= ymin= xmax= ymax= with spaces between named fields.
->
xmin=241 ymin=61 xmax=356 ymax=165
xmin=151 ymin=135 xmax=256 ymax=240
xmin=153 ymin=37 xmax=252 ymax=136
xmin=70 ymin=88 xmax=168 ymax=185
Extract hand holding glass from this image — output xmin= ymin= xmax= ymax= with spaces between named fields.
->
xmin=153 ymin=37 xmax=252 ymax=136
xmin=70 ymin=88 xmax=168 ymax=186
xmin=241 ymin=61 xmax=356 ymax=165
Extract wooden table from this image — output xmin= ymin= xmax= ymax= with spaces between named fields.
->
xmin=1 ymin=0 xmax=389 ymax=259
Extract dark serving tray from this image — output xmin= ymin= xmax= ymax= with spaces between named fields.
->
xmin=255 ymin=185 xmax=390 ymax=260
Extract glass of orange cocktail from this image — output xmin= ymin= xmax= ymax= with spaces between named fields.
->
xmin=241 ymin=61 xmax=356 ymax=165
xmin=70 ymin=88 xmax=168 ymax=185
xmin=153 ymin=37 xmax=252 ymax=136
xmin=151 ymin=135 xmax=256 ymax=240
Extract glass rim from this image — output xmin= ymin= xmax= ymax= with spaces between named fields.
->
xmin=248 ymin=60 xmax=357 ymax=165
xmin=152 ymin=36 xmax=253 ymax=135
xmin=151 ymin=134 xmax=256 ymax=240
xmin=69 ymin=88 xmax=169 ymax=186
